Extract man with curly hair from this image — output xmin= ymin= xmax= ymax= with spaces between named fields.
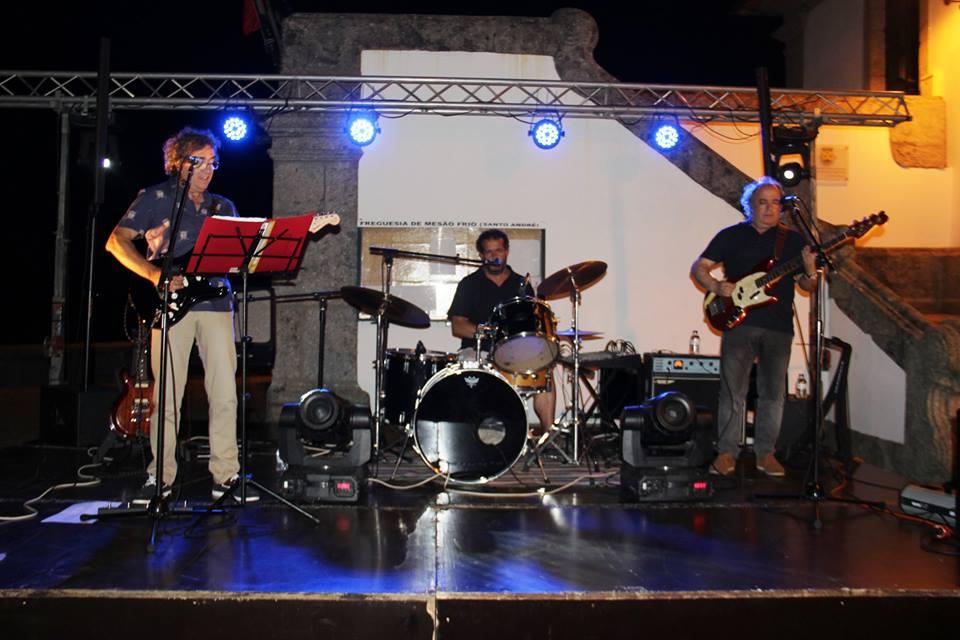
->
xmin=106 ymin=127 xmax=257 ymax=504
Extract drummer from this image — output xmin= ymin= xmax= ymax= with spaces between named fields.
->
xmin=448 ymin=229 xmax=557 ymax=437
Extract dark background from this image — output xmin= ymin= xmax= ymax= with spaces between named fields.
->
xmin=1 ymin=1 xmax=784 ymax=346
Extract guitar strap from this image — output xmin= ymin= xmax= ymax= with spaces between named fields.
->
xmin=773 ymin=223 xmax=788 ymax=263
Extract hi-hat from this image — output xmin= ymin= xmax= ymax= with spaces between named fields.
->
xmin=537 ymin=261 xmax=608 ymax=300
xmin=340 ymin=286 xmax=430 ymax=328
xmin=556 ymin=329 xmax=604 ymax=340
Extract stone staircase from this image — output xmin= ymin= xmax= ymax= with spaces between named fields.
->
xmin=829 ymin=246 xmax=960 ymax=482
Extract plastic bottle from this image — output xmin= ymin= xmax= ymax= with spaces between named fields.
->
xmin=795 ymin=372 xmax=808 ymax=399
xmin=689 ymin=330 xmax=701 ymax=354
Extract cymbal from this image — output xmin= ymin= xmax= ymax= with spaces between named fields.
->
xmin=537 ymin=261 xmax=608 ymax=300
xmin=340 ymin=286 xmax=430 ymax=329
xmin=556 ymin=329 xmax=604 ymax=340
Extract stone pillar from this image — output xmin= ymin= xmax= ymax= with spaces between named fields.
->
xmin=267 ymin=111 xmax=368 ymax=416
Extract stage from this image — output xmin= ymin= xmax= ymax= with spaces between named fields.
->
xmin=0 ymin=440 xmax=957 ymax=639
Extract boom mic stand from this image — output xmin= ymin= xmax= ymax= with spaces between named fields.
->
xmin=366 ymin=246 xmax=481 ymax=467
xmin=84 ymin=162 xmax=205 ymax=550
xmin=755 ymin=198 xmax=883 ymax=528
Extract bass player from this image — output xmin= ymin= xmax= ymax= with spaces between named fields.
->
xmin=690 ymin=176 xmax=818 ymax=478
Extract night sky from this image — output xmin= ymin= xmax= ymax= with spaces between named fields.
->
xmin=2 ymin=1 xmax=784 ymax=347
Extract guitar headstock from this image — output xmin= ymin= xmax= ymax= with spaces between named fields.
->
xmin=847 ymin=211 xmax=888 ymax=239
xmin=307 ymin=211 xmax=341 ymax=234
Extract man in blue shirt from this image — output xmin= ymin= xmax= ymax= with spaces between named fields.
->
xmin=106 ymin=127 xmax=256 ymax=504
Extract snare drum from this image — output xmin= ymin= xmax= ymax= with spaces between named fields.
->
xmin=495 ymin=366 xmax=550 ymax=393
xmin=383 ymin=349 xmax=456 ymax=426
xmin=489 ymin=297 xmax=559 ymax=374
xmin=413 ymin=364 xmax=527 ymax=483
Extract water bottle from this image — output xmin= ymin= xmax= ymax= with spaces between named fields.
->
xmin=689 ymin=330 xmax=701 ymax=354
xmin=795 ymin=373 xmax=808 ymax=398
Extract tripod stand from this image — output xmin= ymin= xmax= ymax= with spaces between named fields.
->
xmin=84 ymin=163 xmax=206 ymax=549
xmin=532 ymin=260 xmax=608 ymax=465
xmin=755 ymin=199 xmax=884 ymax=527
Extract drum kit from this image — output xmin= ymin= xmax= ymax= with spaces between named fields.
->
xmin=341 ymin=247 xmax=607 ymax=484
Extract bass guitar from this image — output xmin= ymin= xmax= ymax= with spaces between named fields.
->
xmin=703 ymin=212 xmax=888 ymax=332
xmin=111 ymin=316 xmax=153 ymax=439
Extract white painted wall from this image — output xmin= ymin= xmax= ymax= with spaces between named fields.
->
xmin=827 ymin=305 xmax=906 ymax=444
xmin=356 ymin=51 xmax=748 ymax=423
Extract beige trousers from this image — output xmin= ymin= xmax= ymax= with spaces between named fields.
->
xmin=149 ymin=311 xmax=238 ymax=485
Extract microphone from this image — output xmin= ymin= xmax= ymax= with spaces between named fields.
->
xmin=484 ymin=258 xmax=502 ymax=266
xmin=781 ymin=194 xmax=800 ymax=207
xmin=520 ymin=272 xmax=530 ymax=296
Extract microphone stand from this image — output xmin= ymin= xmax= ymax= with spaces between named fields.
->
xmin=84 ymin=163 xmax=204 ymax=549
xmin=754 ymin=198 xmax=883 ymax=529
xmin=366 ymin=247 xmax=483 ymax=470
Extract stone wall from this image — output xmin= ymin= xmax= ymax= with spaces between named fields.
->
xmin=856 ymin=247 xmax=960 ymax=316
xmin=830 ymin=248 xmax=960 ymax=481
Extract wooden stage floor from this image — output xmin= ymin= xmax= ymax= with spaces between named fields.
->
xmin=0 ymin=438 xmax=957 ymax=639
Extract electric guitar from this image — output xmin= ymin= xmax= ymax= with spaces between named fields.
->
xmin=132 ymin=212 xmax=341 ymax=327
xmin=111 ymin=317 xmax=153 ymax=439
xmin=703 ymin=212 xmax=888 ymax=332
xmin=129 ymin=253 xmax=230 ymax=327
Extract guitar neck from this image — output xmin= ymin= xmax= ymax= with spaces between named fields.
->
xmin=756 ymin=229 xmax=853 ymax=287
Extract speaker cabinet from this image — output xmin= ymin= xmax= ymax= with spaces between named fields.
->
xmin=642 ymin=354 xmax=720 ymax=432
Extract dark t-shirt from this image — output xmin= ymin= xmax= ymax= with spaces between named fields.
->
xmin=701 ymin=222 xmax=807 ymax=333
xmin=447 ymin=267 xmax=534 ymax=349
xmin=116 ymin=177 xmax=237 ymax=312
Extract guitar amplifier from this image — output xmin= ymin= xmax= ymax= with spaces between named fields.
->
xmin=642 ymin=354 xmax=721 ymax=429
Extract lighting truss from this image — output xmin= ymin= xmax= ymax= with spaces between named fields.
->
xmin=0 ymin=71 xmax=911 ymax=127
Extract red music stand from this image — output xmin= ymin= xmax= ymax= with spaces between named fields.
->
xmin=186 ymin=213 xmax=321 ymax=526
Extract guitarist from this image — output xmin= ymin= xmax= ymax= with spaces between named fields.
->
xmin=690 ymin=177 xmax=818 ymax=478
xmin=105 ymin=127 xmax=257 ymax=504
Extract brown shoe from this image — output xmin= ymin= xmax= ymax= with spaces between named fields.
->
xmin=710 ymin=452 xmax=737 ymax=476
xmin=757 ymin=453 xmax=786 ymax=477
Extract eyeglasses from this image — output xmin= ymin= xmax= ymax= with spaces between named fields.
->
xmin=187 ymin=156 xmax=220 ymax=171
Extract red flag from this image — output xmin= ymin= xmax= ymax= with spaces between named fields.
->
xmin=242 ymin=0 xmax=262 ymax=36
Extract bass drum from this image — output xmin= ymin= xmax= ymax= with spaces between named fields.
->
xmin=413 ymin=365 xmax=528 ymax=483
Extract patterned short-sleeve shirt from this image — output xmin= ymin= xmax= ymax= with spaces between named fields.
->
xmin=116 ymin=177 xmax=237 ymax=312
